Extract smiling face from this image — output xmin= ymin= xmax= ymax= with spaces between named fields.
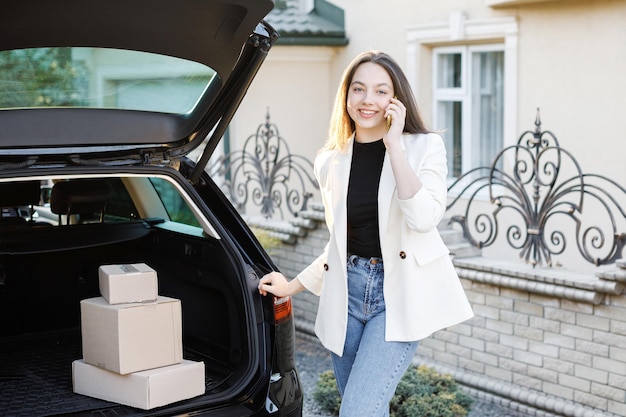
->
xmin=346 ymin=62 xmax=394 ymax=143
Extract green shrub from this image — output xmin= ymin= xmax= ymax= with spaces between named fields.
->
xmin=391 ymin=366 xmax=473 ymax=417
xmin=250 ymin=227 xmax=282 ymax=254
xmin=313 ymin=365 xmax=473 ymax=417
xmin=312 ymin=370 xmax=342 ymax=416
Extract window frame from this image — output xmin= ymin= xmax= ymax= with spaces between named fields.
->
xmin=432 ymin=44 xmax=506 ymax=177
xmin=406 ymin=13 xmax=518 ymax=181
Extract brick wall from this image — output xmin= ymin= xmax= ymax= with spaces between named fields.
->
xmin=268 ymin=216 xmax=626 ymax=417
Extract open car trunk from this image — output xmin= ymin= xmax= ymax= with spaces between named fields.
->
xmin=0 ymin=172 xmax=268 ymax=416
xmin=0 ymin=1 xmax=301 ymax=414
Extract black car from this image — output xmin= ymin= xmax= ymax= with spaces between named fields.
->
xmin=0 ymin=1 xmax=303 ymax=416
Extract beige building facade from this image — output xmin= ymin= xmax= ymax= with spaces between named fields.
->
xmin=244 ymin=0 xmax=626 ymax=183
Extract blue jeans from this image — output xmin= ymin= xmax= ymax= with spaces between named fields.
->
xmin=330 ymin=255 xmax=419 ymax=417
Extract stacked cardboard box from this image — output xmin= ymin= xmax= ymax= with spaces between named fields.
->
xmin=72 ymin=263 xmax=205 ymax=410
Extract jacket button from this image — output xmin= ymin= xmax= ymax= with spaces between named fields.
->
xmin=399 ymin=251 xmax=407 ymax=259
xmin=323 ymin=263 xmax=329 ymax=271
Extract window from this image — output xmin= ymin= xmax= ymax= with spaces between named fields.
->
xmin=150 ymin=178 xmax=201 ymax=227
xmin=0 ymin=47 xmax=217 ymax=114
xmin=433 ymin=46 xmax=504 ymax=177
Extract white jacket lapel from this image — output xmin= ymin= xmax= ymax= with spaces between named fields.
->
xmin=330 ymin=142 xmax=352 ymax=262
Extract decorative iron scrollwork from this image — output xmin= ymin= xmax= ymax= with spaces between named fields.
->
xmin=209 ymin=109 xmax=317 ymax=220
xmin=447 ymin=109 xmax=626 ymax=266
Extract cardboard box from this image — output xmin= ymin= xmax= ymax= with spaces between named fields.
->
xmin=99 ymin=263 xmax=158 ymax=304
xmin=73 ymin=359 xmax=205 ymax=410
xmin=81 ymin=296 xmax=183 ymax=374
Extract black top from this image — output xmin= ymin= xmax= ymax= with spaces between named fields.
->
xmin=347 ymin=139 xmax=386 ymax=258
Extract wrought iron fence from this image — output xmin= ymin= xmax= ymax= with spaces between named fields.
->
xmin=447 ymin=109 xmax=626 ymax=267
xmin=208 ymin=109 xmax=318 ymax=220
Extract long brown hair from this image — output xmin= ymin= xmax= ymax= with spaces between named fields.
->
xmin=323 ymin=51 xmax=430 ymax=153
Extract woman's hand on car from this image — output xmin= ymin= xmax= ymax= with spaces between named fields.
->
xmin=258 ymin=271 xmax=302 ymax=297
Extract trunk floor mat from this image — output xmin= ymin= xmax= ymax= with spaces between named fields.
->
xmin=0 ymin=329 xmax=230 ymax=417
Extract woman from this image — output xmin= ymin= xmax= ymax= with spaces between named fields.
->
xmin=258 ymin=51 xmax=474 ymax=417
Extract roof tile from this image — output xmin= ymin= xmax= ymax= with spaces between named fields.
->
xmin=266 ymin=0 xmax=348 ymax=45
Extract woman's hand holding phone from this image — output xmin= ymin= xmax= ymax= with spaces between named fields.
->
xmin=384 ymin=96 xmax=405 ymax=148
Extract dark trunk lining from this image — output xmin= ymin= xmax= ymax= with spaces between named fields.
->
xmin=0 ymin=329 xmax=234 ymax=417
xmin=0 ymin=224 xmax=251 ymax=416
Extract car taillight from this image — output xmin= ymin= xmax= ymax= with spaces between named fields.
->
xmin=273 ymin=296 xmax=292 ymax=324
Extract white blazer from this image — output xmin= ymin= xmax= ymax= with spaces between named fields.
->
xmin=296 ymin=132 xmax=474 ymax=356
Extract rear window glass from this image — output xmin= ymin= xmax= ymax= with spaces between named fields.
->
xmin=0 ymin=47 xmax=217 ymax=114
xmin=150 ymin=178 xmax=201 ymax=227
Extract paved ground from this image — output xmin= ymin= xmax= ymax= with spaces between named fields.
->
xmin=295 ymin=332 xmax=530 ymax=417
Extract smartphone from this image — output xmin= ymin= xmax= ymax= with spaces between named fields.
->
xmin=386 ymin=96 xmax=397 ymax=130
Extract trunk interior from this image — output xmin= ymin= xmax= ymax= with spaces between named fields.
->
xmin=0 ymin=219 xmax=256 ymax=416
